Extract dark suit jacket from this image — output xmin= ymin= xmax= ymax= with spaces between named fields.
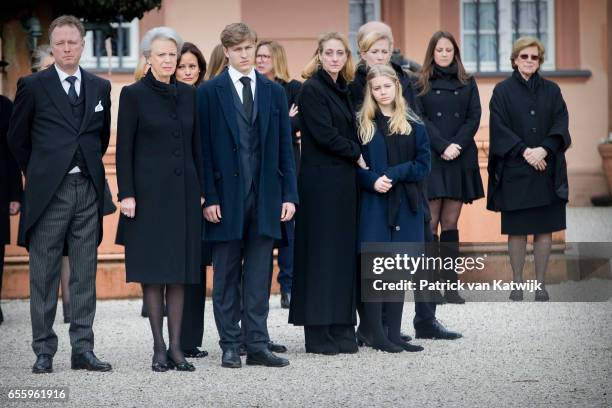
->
xmin=7 ymin=66 xmax=111 ymax=248
xmin=0 ymin=96 xmax=23 ymax=246
xmin=197 ymin=68 xmax=298 ymax=242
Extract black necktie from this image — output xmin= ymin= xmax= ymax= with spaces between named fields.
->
xmin=66 ymin=76 xmax=78 ymax=104
xmin=239 ymin=76 xmax=253 ymax=122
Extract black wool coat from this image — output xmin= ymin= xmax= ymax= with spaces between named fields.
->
xmin=279 ymin=78 xmax=303 ymax=171
xmin=487 ymin=70 xmax=571 ymax=212
xmin=7 ymin=67 xmax=111 ymax=248
xmin=289 ymin=68 xmax=361 ymax=326
xmin=415 ymin=74 xmax=481 ymax=171
xmin=0 ymin=96 xmax=23 ymax=245
xmin=115 ymin=71 xmax=204 ymax=284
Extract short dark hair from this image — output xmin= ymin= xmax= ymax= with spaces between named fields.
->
xmin=48 ymin=15 xmax=85 ymax=41
xmin=220 ymin=23 xmax=257 ymax=48
xmin=180 ymin=42 xmax=207 ymax=86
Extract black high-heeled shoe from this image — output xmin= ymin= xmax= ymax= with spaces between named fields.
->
xmin=167 ymin=353 xmax=195 ymax=371
xmin=151 ymin=350 xmax=169 ymax=372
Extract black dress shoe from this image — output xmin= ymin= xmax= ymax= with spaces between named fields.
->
xmin=183 ymin=348 xmax=208 ymax=358
xmin=400 ymin=332 xmax=412 ymax=342
xmin=415 ymin=319 xmax=462 ymax=340
xmin=246 ymin=349 xmax=289 ymax=367
xmin=32 ymin=354 xmax=53 ymax=374
xmin=444 ymin=290 xmax=466 ymax=304
xmin=167 ymin=354 xmax=195 ymax=371
xmin=151 ymin=357 xmax=169 ymax=372
xmin=509 ymin=289 xmax=524 ymax=301
xmin=535 ymin=288 xmax=550 ymax=301
xmin=221 ymin=349 xmax=242 ymax=368
xmin=396 ymin=342 xmax=424 ymax=352
xmin=141 ymin=302 xmax=148 ymax=318
xmin=238 ymin=344 xmax=247 ymax=356
xmin=71 ymin=351 xmax=112 ymax=372
xmin=267 ymin=341 xmax=287 ymax=353
xmin=280 ymin=292 xmax=291 ymax=309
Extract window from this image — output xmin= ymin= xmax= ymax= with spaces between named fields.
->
xmin=349 ymin=0 xmax=381 ymax=59
xmin=461 ymin=0 xmax=555 ymax=72
xmin=81 ymin=18 xmax=140 ymax=71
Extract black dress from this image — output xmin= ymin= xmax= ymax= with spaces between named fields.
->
xmin=487 ymin=70 xmax=571 ymax=235
xmin=416 ymin=64 xmax=484 ymax=203
xmin=115 ymin=70 xmax=204 ymax=283
xmin=289 ymin=68 xmax=361 ymax=328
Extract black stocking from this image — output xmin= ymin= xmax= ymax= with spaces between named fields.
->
xmin=428 ymin=199 xmax=442 ymax=236
xmin=533 ymin=233 xmax=552 ymax=288
xmin=143 ymin=284 xmax=167 ymax=363
xmin=166 ymin=283 xmax=186 ymax=363
xmin=508 ymin=235 xmax=527 ymax=283
xmin=440 ymin=199 xmax=463 ymax=231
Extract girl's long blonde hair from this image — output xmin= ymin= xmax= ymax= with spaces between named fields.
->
xmin=358 ymin=65 xmax=420 ymax=144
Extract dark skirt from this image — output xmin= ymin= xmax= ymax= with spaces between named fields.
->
xmin=501 ymin=201 xmax=566 ymax=235
xmin=427 ymin=155 xmax=484 ymax=203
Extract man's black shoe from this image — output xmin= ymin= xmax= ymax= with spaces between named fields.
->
xmin=246 ymin=349 xmax=289 ymax=367
xmin=415 ymin=319 xmax=462 ymax=340
xmin=221 ymin=349 xmax=242 ymax=368
xmin=400 ymin=332 xmax=412 ymax=342
xmin=71 ymin=351 xmax=112 ymax=371
xmin=280 ymin=292 xmax=291 ymax=309
xmin=444 ymin=290 xmax=466 ymax=304
xmin=32 ymin=354 xmax=53 ymax=374
xmin=268 ymin=341 xmax=287 ymax=353
xmin=183 ymin=348 xmax=208 ymax=358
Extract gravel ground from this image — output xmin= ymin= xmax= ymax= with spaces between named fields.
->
xmin=0 ymin=294 xmax=610 ymax=407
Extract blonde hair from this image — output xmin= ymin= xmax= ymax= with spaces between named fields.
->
xmin=358 ymin=65 xmax=420 ymax=144
xmin=357 ymin=21 xmax=394 ymax=50
xmin=510 ymin=36 xmax=545 ymax=70
xmin=302 ymin=32 xmax=355 ymax=82
xmin=134 ymin=57 xmax=148 ymax=81
xmin=358 ymin=30 xmax=392 ymax=56
xmin=256 ymin=40 xmax=291 ymax=82
xmin=206 ymin=43 xmax=227 ymax=80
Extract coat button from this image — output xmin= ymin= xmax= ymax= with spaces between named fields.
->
xmin=174 ymin=168 xmax=182 ymax=176
xmin=454 ymin=112 xmax=460 ymax=118
xmin=234 ymin=172 xmax=239 ymax=177
xmin=435 ymin=90 xmax=441 ymax=95
xmin=170 ymin=113 xmax=177 ymax=119
xmin=531 ymin=127 xmax=537 ymax=133
xmin=436 ymin=112 xmax=442 ymax=117
xmin=173 ymin=131 xmax=179 ymax=138
xmin=454 ymin=91 xmax=459 ymax=95
xmin=395 ymin=226 xmax=401 ymax=231
xmin=530 ymin=110 xmax=536 ymax=115
xmin=233 ymin=147 xmax=237 ymax=152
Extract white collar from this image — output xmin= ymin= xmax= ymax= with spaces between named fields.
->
xmin=54 ymin=64 xmax=82 ymax=82
xmin=228 ymin=65 xmax=256 ymax=84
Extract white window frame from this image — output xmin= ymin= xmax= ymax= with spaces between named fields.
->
xmin=81 ymin=18 xmax=139 ymax=70
xmin=460 ymin=0 xmax=555 ymax=72
xmin=349 ymin=0 xmax=382 ymax=60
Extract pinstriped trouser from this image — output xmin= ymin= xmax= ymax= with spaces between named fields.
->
xmin=28 ymin=173 xmax=99 ymax=356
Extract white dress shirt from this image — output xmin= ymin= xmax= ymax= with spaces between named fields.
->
xmin=227 ymin=65 xmax=256 ymax=103
xmin=55 ymin=64 xmax=82 ymax=174
xmin=55 ymin=64 xmax=82 ymax=97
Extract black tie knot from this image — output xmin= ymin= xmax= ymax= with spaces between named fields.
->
xmin=239 ymin=76 xmax=251 ymax=87
xmin=66 ymin=76 xmax=77 ymax=85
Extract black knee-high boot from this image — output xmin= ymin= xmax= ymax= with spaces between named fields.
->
xmin=440 ymin=229 xmax=465 ymax=304
xmin=430 ymin=233 xmax=446 ymax=305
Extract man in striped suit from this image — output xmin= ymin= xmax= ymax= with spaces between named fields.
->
xmin=8 ymin=15 xmax=112 ymax=374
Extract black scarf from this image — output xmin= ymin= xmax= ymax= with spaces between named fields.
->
xmin=375 ymin=112 xmax=420 ymax=227
xmin=142 ymin=69 xmax=178 ymax=97
xmin=433 ymin=63 xmax=458 ymax=80
xmin=512 ymin=68 xmax=540 ymax=93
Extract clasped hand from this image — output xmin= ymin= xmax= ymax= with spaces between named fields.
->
xmin=442 ymin=143 xmax=461 ymax=161
xmin=374 ymin=175 xmax=393 ymax=193
xmin=523 ymin=147 xmax=547 ymax=171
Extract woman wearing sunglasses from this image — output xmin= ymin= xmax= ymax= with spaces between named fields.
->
xmin=487 ymin=37 xmax=571 ymax=302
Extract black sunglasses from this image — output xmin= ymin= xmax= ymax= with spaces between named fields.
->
xmin=519 ymin=54 xmax=540 ymax=62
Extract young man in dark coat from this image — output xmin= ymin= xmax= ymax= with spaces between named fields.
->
xmin=198 ymin=23 xmax=298 ymax=368
xmin=0 ymin=95 xmax=23 ymax=326
xmin=7 ymin=15 xmax=112 ymax=373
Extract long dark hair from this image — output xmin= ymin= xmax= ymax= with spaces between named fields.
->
xmin=179 ymin=42 xmax=207 ymax=86
xmin=417 ymin=31 xmax=470 ymax=96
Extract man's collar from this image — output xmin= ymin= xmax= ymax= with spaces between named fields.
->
xmin=228 ymin=65 xmax=256 ymax=83
xmin=54 ymin=64 xmax=81 ymax=81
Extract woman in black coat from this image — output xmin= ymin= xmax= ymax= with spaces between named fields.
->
xmin=174 ymin=41 xmax=210 ymax=359
xmin=289 ymin=32 xmax=366 ymax=355
xmin=0 ymin=95 xmax=23 ymax=325
xmin=415 ymin=31 xmax=484 ymax=304
xmin=487 ymin=37 xmax=571 ymax=302
xmin=255 ymin=39 xmax=302 ymax=307
xmin=116 ymin=28 xmax=204 ymax=372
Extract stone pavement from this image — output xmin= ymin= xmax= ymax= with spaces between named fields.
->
xmin=0 ymin=295 xmax=610 ymax=407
